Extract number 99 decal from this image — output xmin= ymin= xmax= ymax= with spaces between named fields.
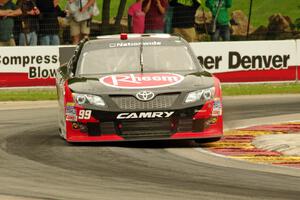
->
xmin=78 ymin=110 xmax=92 ymax=120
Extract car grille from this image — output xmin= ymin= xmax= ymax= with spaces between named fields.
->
xmin=111 ymin=94 xmax=179 ymax=110
xmin=179 ymin=118 xmax=206 ymax=133
xmin=100 ymin=122 xmax=116 ymax=133
xmin=177 ymin=118 xmax=193 ymax=132
xmin=119 ymin=119 xmax=173 ymax=139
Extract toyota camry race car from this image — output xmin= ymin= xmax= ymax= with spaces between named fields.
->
xmin=56 ymin=34 xmax=223 ymax=143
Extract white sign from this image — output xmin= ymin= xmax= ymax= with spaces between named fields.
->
xmin=190 ymin=40 xmax=298 ymax=73
xmin=0 ymin=46 xmax=59 ymax=79
xmin=297 ymin=40 xmax=300 ymax=67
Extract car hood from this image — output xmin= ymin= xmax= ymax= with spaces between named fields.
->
xmin=68 ymin=71 xmax=215 ymax=95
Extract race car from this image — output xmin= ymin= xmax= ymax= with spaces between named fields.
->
xmin=56 ymin=34 xmax=223 ymax=143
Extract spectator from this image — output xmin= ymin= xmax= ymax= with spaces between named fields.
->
xmin=170 ymin=0 xmax=201 ymax=42
xmin=142 ymin=0 xmax=168 ymax=33
xmin=16 ymin=0 xmax=40 ymax=46
xmin=206 ymin=0 xmax=232 ymax=41
xmin=0 ymin=0 xmax=22 ymax=46
xmin=164 ymin=0 xmax=174 ymax=33
xmin=66 ymin=0 xmax=95 ymax=44
xmin=128 ymin=0 xmax=145 ymax=34
xmin=36 ymin=0 xmax=67 ymax=45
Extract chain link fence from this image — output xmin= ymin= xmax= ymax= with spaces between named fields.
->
xmin=4 ymin=0 xmax=300 ymax=46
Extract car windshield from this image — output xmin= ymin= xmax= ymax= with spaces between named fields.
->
xmin=78 ymin=45 xmax=197 ymax=75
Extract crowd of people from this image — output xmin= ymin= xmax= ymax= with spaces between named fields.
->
xmin=0 ymin=0 xmax=232 ymax=46
xmin=0 ymin=0 xmax=97 ymax=46
xmin=128 ymin=0 xmax=232 ymax=42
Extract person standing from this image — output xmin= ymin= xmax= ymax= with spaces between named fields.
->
xmin=142 ymin=0 xmax=168 ymax=33
xmin=164 ymin=0 xmax=174 ymax=33
xmin=128 ymin=0 xmax=145 ymax=34
xmin=66 ymin=0 xmax=95 ymax=44
xmin=0 ymin=0 xmax=22 ymax=46
xmin=36 ymin=0 xmax=67 ymax=45
xmin=206 ymin=0 xmax=232 ymax=41
xmin=170 ymin=0 xmax=201 ymax=42
xmin=16 ymin=0 xmax=40 ymax=46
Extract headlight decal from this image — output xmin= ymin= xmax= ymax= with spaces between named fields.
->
xmin=76 ymin=94 xmax=87 ymax=105
xmin=185 ymin=87 xmax=215 ymax=104
xmin=185 ymin=90 xmax=204 ymax=103
xmin=73 ymin=93 xmax=106 ymax=107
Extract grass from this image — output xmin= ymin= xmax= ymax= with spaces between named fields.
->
xmin=59 ymin=0 xmax=300 ymax=27
xmin=0 ymin=89 xmax=57 ymax=101
xmin=229 ymin=0 xmax=300 ymax=27
xmin=222 ymin=83 xmax=300 ymax=96
xmin=0 ymin=83 xmax=299 ymax=101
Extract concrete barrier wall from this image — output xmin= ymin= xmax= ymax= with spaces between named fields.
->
xmin=0 ymin=40 xmax=300 ymax=87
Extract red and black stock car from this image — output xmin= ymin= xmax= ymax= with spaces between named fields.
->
xmin=56 ymin=34 xmax=223 ymax=143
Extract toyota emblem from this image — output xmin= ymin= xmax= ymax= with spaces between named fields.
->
xmin=136 ymin=91 xmax=155 ymax=101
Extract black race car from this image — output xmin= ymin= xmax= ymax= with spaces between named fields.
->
xmin=56 ymin=34 xmax=223 ymax=142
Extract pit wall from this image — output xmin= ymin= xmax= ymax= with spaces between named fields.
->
xmin=0 ymin=40 xmax=300 ymax=87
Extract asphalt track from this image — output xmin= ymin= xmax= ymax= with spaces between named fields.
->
xmin=0 ymin=95 xmax=300 ymax=200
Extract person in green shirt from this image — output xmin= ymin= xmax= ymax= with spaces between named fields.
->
xmin=0 ymin=0 xmax=22 ymax=46
xmin=206 ymin=0 xmax=232 ymax=41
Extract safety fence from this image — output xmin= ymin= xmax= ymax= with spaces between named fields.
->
xmin=10 ymin=10 xmax=300 ymax=45
xmin=5 ymin=0 xmax=300 ymax=46
xmin=0 ymin=39 xmax=299 ymax=87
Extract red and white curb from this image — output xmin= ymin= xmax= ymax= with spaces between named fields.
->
xmin=202 ymin=122 xmax=300 ymax=168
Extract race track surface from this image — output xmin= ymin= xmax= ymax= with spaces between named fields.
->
xmin=0 ymin=95 xmax=300 ymax=200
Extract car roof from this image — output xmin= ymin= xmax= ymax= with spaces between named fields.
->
xmin=85 ymin=34 xmax=184 ymax=45
xmin=96 ymin=33 xmax=176 ymax=40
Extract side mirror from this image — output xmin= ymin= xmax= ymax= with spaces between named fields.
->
xmin=67 ymin=55 xmax=77 ymax=77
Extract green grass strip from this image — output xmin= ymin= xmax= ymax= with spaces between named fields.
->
xmin=0 ymin=89 xmax=57 ymax=101
xmin=222 ymin=83 xmax=300 ymax=96
xmin=0 ymin=83 xmax=299 ymax=101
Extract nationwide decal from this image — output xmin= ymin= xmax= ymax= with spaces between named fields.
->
xmin=109 ymin=41 xmax=162 ymax=48
xmin=100 ymin=73 xmax=184 ymax=89
xmin=116 ymin=111 xmax=174 ymax=119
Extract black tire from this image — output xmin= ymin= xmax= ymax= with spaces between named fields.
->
xmin=194 ymin=137 xmax=222 ymax=144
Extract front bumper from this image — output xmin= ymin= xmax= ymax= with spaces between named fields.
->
xmin=64 ymin=100 xmax=223 ymax=142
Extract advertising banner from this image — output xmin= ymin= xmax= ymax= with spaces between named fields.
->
xmin=0 ymin=40 xmax=299 ymax=87
xmin=190 ymin=40 xmax=298 ymax=82
xmin=0 ymin=46 xmax=59 ymax=87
